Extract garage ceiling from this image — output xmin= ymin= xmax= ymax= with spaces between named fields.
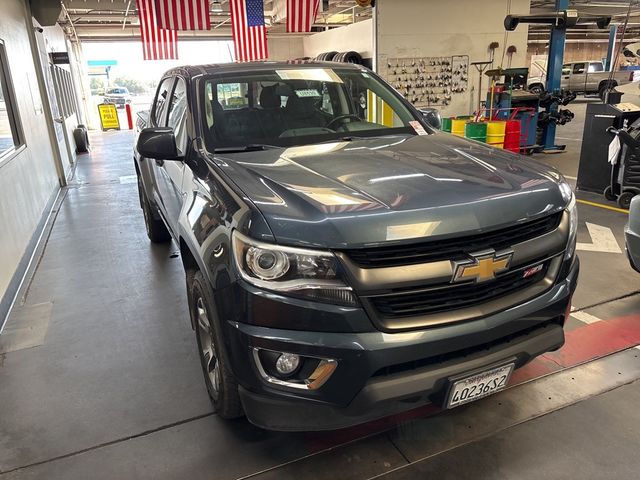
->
xmin=60 ymin=0 xmax=373 ymax=40
xmin=530 ymin=0 xmax=640 ymax=43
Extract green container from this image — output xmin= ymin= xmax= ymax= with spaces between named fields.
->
xmin=464 ymin=122 xmax=488 ymax=143
xmin=441 ymin=117 xmax=452 ymax=132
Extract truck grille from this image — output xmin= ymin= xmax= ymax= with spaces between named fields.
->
xmin=343 ymin=212 xmax=562 ymax=268
xmin=366 ymin=260 xmax=550 ymax=319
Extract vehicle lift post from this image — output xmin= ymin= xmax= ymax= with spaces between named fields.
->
xmin=542 ymin=0 xmax=569 ymax=152
xmin=504 ymin=5 xmax=611 ymax=151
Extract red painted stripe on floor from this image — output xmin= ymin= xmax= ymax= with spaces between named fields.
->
xmin=304 ymin=312 xmax=640 ymax=450
xmin=544 ymin=313 xmax=640 ymax=367
xmin=509 ymin=354 xmax=562 ymax=385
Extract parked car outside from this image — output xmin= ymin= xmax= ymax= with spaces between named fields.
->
xmin=528 ymin=60 xmax=635 ymax=99
xmin=625 ymin=195 xmax=640 ymax=272
xmin=134 ymin=61 xmax=579 ymax=431
xmin=104 ymin=86 xmax=132 ymax=108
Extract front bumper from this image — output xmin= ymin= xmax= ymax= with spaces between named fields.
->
xmin=217 ymin=258 xmax=579 ymax=431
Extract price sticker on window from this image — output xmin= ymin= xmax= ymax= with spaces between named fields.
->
xmin=295 ymin=89 xmax=321 ymax=98
xmin=409 ymin=121 xmax=428 ymax=136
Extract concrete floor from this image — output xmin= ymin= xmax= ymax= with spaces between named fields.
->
xmin=1 ymin=101 xmax=639 ymax=479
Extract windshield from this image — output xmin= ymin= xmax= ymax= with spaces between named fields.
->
xmin=107 ymin=88 xmax=128 ymax=94
xmin=202 ymin=67 xmax=423 ymax=149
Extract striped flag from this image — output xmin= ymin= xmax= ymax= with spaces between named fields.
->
xmin=136 ymin=0 xmax=178 ymax=60
xmin=154 ymin=0 xmax=211 ymax=30
xmin=287 ymin=0 xmax=320 ymax=33
xmin=230 ymin=0 xmax=268 ymax=62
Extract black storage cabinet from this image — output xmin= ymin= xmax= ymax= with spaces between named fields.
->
xmin=577 ymin=103 xmax=640 ymax=193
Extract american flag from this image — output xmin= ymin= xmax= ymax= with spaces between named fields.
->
xmin=153 ymin=0 xmax=211 ymax=30
xmin=287 ymin=0 xmax=320 ymax=33
xmin=136 ymin=0 xmax=178 ymax=60
xmin=230 ymin=0 xmax=268 ymax=62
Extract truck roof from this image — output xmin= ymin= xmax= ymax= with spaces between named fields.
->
xmin=160 ymin=60 xmax=365 ymax=79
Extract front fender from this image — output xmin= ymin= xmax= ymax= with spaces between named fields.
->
xmin=177 ymin=161 xmax=274 ymax=292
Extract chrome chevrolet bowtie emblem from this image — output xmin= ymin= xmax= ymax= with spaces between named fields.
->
xmin=452 ymin=249 xmax=513 ymax=284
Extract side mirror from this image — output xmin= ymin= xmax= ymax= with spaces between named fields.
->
xmin=419 ymin=108 xmax=442 ymax=130
xmin=136 ymin=127 xmax=182 ymax=160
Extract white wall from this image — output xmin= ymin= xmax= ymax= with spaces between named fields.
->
xmin=376 ymin=0 xmax=529 ymax=117
xmin=268 ymin=36 xmax=305 ymax=61
xmin=303 ymin=19 xmax=373 ymax=59
xmin=0 ymin=0 xmax=59 ymax=309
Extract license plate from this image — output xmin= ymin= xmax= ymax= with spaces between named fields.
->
xmin=446 ymin=363 xmax=515 ymax=408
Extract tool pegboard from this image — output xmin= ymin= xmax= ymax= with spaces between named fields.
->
xmin=451 ymin=55 xmax=469 ymax=94
xmin=381 ymin=55 xmax=469 ymax=107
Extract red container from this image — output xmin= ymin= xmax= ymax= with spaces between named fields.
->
xmin=504 ymin=120 xmax=521 ymax=153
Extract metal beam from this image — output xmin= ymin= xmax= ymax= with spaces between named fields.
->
xmin=605 ymin=24 xmax=618 ymax=70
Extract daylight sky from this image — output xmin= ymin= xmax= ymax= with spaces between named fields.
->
xmin=82 ymin=40 xmax=235 ymax=83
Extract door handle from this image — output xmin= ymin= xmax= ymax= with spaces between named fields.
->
xmin=155 ymin=159 xmax=164 ymax=166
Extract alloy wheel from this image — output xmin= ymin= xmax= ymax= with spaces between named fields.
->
xmin=196 ymin=297 xmax=220 ymax=401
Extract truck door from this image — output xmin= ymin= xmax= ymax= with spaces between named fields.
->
xmin=587 ymin=62 xmax=604 ymax=92
xmin=147 ymin=77 xmax=175 ymax=220
xmin=570 ymin=62 xmax=587 ymax=92
xmin=155 ymin=76 xmax=187 ymax=234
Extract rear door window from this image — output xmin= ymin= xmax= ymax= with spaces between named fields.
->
xmin=588 ymin=62 xmax=604 ymax=72
xmin=217 ymin=83 xmax=249 ymax=110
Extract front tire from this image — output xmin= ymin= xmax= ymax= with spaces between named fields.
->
xmin=138 ymin=175 xmax=171 ymax=243
xmin=188 ymin=270 xmax=243 ymax=419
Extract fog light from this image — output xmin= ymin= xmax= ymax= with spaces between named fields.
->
xmin=275 ymin=353 xmax=300 ymax=375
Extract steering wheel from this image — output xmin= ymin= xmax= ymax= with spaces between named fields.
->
xmin=326 ymin=114 xmax=362 ymax=130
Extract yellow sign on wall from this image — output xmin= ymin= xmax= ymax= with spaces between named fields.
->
xmin=98 ymin=103 xmax=120 ymax=131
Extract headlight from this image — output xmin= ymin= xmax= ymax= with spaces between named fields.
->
xmin=565 ymin=193 xmax=578 ymax=260
xmin=231 ymin=230 xmax=358 ymax=306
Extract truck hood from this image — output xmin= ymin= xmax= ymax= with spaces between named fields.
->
xmin=214 ymin=134 xmax=567 ymax=249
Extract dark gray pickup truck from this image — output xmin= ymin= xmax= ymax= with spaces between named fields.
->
xmin=134 ymin=61 xmax=579 ymax=431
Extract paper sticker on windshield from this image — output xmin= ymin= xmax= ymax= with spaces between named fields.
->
xmin=295 ymin=89 xmax=321 ymax=98
xmin=276 ymin=68 xmax=343 ymax=83
xmin=410 ymin=121 xmax=428 ymax=135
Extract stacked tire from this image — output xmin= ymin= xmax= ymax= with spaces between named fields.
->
xmin=314 ymin=51 xmax=363 ymax=65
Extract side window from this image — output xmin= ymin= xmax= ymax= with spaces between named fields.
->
xmin=320 ymin=83 xmax=334 ymax=115
xmin=573 ymin=63 xmax=586 ymax=74
xmin=166 ymin=78 xmax=188 ymax=155
xmin=217 ymin=82 xmax=248 ymax=110
xmin=589 ymin=62 xmax=604 ymax=73
xmin=0 ymin=41 xmax=24 ymax=160
xmin=152 ymin=77 xmax=174 ymax=126
xmin=562 ymin=64 xmax=571 ymax=75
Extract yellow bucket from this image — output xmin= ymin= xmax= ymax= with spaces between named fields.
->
xmin=486 ymin=121 xmax=506 ymax=149
xmin=451 ymin=119 xmax=467 ymax=137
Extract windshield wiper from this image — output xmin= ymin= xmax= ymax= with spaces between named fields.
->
xmin=215 ymin=144 xmax=281 ymax=153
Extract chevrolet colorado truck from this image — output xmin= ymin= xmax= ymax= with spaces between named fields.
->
xmin=134 ymin=61 xmax=579 ymax=431
xmin=528 ymin=60 xmax=635 ymax=98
